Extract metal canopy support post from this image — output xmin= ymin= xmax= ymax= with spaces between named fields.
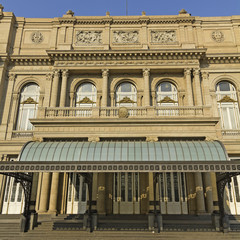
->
xmin=77 ymin=173 xmax=96 ymax=232
xmin=216 ymin=172 xmax=240 ymax=233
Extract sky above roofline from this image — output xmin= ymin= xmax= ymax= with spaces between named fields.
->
xmin=1 ymin=0 xmax=239 ymax=18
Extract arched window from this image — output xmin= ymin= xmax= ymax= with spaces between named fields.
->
xmin=156 ymin=81 xmax=178 ymax=106
xmin=75 ymin=83 xmax=96 ymax=107
xmin=16 ymin=83 xmax=40 ymax=131
xmin=116 ymin=82 xmax=137 ymax=107
xmin=216 ymin=81 xmax=240 ymax=129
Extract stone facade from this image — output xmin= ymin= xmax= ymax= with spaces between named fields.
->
xmin=0 ymin=6 xmax=240 ymax=234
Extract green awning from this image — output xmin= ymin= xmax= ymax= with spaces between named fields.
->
xmin=19 ymin=141 xmax=228 ymax=162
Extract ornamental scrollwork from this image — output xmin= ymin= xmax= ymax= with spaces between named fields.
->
xmin=75 ymin=31 xmax=102 ymax=45
xmin=113 ymin=31 xmax=139 ymax=44
xmin=212 ymin=31 xmax=224 ymax=43
xmin=31 ymin=31 xmax=44 ymax=44
xmin=151 ymin=30 xmax=177 ymax=44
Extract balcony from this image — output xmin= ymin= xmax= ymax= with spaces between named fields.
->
xmin=38 ymin=106 xmax=211 ymax=119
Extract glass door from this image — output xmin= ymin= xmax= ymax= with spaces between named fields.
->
xmin=113 ymin=173 xmax=140 ymax=214
xmin=2 ymin=177 xmax=24 ymax=214
xmin=158 ymin=172 xmax=188 ymax=214
xmin=67 ymin=173 xmax=87 ymax=214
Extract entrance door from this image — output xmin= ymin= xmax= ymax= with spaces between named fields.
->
xmin=158 ymin=172 xmax=188 ymax=214
xmin=225 ymin=176 xmax=240 ymax=215
xmin=2 ymin=177 xmax=24 ymax=214
xmin=67 ymin=173 xmax=87 ymax=214
xmin=113 ymin=173 xmax=140 ymax=214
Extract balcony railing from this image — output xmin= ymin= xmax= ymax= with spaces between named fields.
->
xmin=222 ymin=129 xmax=240 ymax=136
xmin=12 ymin=130 xmax=34 ymax=138
xmin=38 ymin=106 xmax=211 ymax=119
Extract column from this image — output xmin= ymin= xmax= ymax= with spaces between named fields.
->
xmin=0 ymin=74 xmax=16 ymax=140
xmin=101 ymin=69 xmax=109 ymax=107
xmin=38 ymin=173 xmax=51 ymax=213
xmin=59 ymin=70 xmax=68 ymax=107
xmin=43 ymin=73 xmax=53 ymax=107
xmin=186 ymin=173 xmax=196 ymax=214
xmin=97 ymin=173 xmax=106 ymax=214
xmin=48 ymin=172 xmax=60 ymax=214
xmin=184 ymin=69 xmax=193 ymax=106
xmin=143 ymin=69 xmax=150 ymax=106
xmin=194 ymin=173 xmax=206 ymax=214
xmin=201 ymin=71 xmax=211 ymax=106
xmin=193 ymin=69 xmax=203 ymax=106
xmin=50 ymin=70 xmax=60 ymax=107
xmin=203 ymin=172 xmax=213 ymax=214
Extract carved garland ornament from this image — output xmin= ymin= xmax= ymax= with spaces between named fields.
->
xmin=218 ymin=95 xmax=237 ymax=103
xmin=158 ymin=96 xmax=177 ymax=103
xmin=75 ymin=31 xmax=102 ymax=45
xmin=151 ymin=30 xmax=177 ymax=44
xmin=76 ymin=97 xmax=95 ymax=104
xmin=117 ymin=96 xmax=136 ymax=104
xmin=31 ymin=32 xmax=44 ymax=44
xmin=113 ymin=31 xmax=139 ymax=44
xmin=212 ymin=31 xmax=224 ymax=43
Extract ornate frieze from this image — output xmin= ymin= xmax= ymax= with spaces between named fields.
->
xmin=75 ymin=31 xmax=102 ymax=45
xmin=113 ymin=31 xmax=139 ymax=44
xmin=151 ymin=30 xmax=177 ymax=44
xmin=31 ymin=32 xmax=44 ymax=44
xmin=212 ymin=31 xmax=224 ymax=43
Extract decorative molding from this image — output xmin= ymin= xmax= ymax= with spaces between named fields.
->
xmin=158 ymin=96 xmax=177 ymax=103
xmin=88 ymin=136 xmax=100 ymax=142
xmin=151 ymin=30 xmax=177 ymax=44
xmin=21 ymin=97 xmax=38 ymax=105
xmin=118 ymin=97 xmax=136 ymax=104
xmin=75 ymin=31 xmax=102 ymax=45
xmin=46 ymin=73 xmax=53 ymax=81
xmin=218 ymin=95 xmax=237 ymax=103
xmin=184 ymin=68 xmax=191 ymax=77
xmin=76 ymin=96 xmax=95 ymax=104
xmin=212 ymin=31 xmax=224 ymax=43
xmin=146 ymin=136 xmax=158 ymax=142
xmin=31 ymin=32 xmax=44 ymax=44
xmin=113 ymin=31 xmax=139 ymax=44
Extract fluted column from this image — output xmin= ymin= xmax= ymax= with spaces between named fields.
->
xmin=59 ymin=70 xmax=68 ymax=107
xmin=101 ymin=69 xmax=109 ymax=107
xmin=194 ymin=173 xmax=206 ymax=214
xmin=50 ymin=70 xmax=60 ymax=107
xmin=193 ymin=69 xmax=203 ymax=106
xmin=38 ymin=173 xmax=51 ymax=213
xmin=143 ymin=69 xmax=150 ymax=106
xmin=48 ymin=172 xmax=60 ymax=214
xmin=203 ymin=172 xmax=213 ymax=214
xmin=184 ymin=69 xmax=193 ymax=105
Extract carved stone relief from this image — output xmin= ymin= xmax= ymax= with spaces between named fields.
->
xmin=31 ymin=32 xmax=43 ymax=44
xmin=212 ymin=31 xmax=224 ymax=43
xmin=151 ymin=30 xmax=177 ymax=44
xmin=75 ymin=31 xmax=102 ymax=45
xmin=113 ymin=31 xmax=139 ymax=44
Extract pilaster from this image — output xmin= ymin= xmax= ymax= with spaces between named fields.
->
xmin=50 ymin=70 xmax=60 ymax=107
xmin=143 ymin=68 xmax=150 ymax=106
xmin=101 ymin=69 xmax=109 ymax=107
xmin=184 ymin=68 xmax=193 ymax=106
xmin=193 ymin=69 xmax=203 ymax=106
xmin=59 ymin=70 xmax=69 ymax=107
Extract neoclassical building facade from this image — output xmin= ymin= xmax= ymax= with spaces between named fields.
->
xmin=0 ymin=5 xmax=240 ymax=237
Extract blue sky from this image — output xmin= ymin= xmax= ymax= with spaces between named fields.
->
xmin=1 ymin=0 xmax=239 ymax=18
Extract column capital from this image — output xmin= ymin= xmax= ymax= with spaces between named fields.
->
xmin=53 ymin=69 xmax=60 ymax=77
xmin=102 ymin=69 xmax=109 ymax=77
xmin=184 ymin=68 xmax=191 ymax=77
xmin=46 ymin=73 xmax=53 ymax=81
xmin=8 ymin=73 xmax=16 ymax=82
xmin=201 ymin=71 xmax=209 ymax=79
xmin=62 ymin=69 xmax=69 ymax=78
xmin=193 ymin=68 xmax=200 ymax=76
xmin=143 ymin=68 xmax=150 ymax=77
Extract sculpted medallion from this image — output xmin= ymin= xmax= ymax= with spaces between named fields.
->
xmin=31 ymin=31 xmax=43 ymax=44
xmin=113 ymin=31 xmax=139 ymax=44
xmin=75 ymin=31 xmax=102 ymax=45
xmin=151 ymin=30 xmax=177 ymax=44
xmin=212 ymin=31 xmax=224 ymax=43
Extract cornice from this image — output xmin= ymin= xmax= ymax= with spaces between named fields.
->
xmin=47 ymin=49 xmax=206 ymax=62
xmin=9 ymin=56 xmax=52 ymax=65
xmin=57 ymin=16 xmax=195 ymax=25
xmin=206 ymin=54 xmax=240 ymax=64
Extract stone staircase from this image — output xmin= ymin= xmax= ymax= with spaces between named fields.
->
xmin=229 ymin=215 xmax=240 ymax=231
